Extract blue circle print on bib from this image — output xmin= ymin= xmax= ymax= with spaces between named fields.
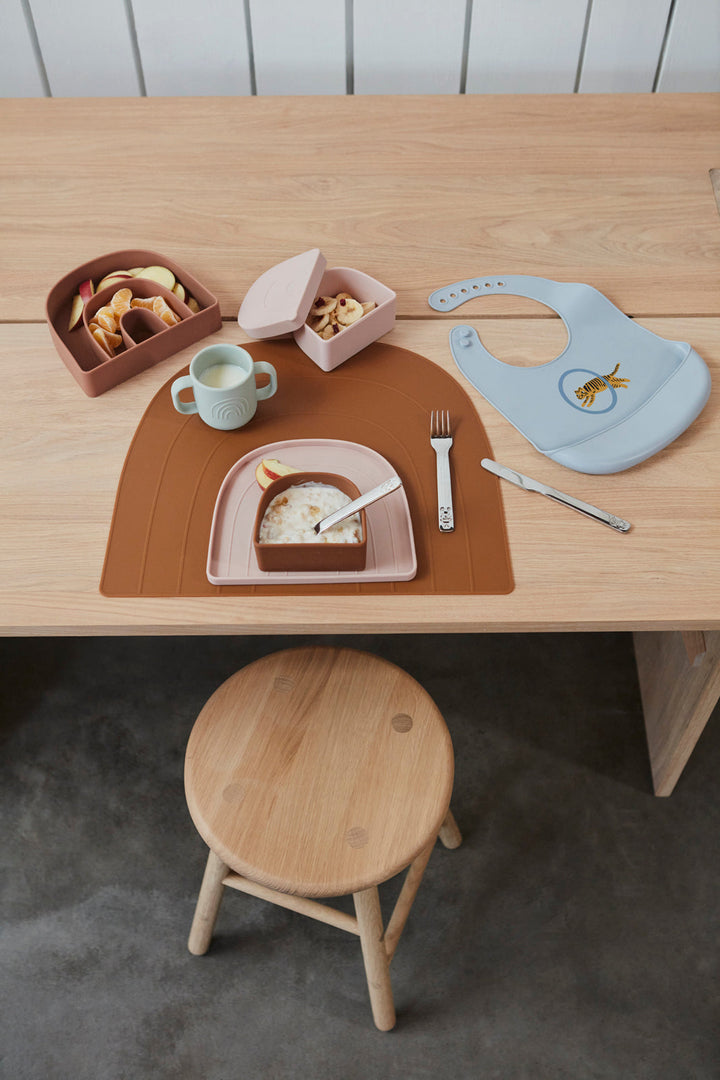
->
xmin=559 ymin=367 xmax=622 ymax=414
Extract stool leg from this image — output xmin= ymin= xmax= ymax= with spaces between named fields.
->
xmin=384 ymin=841 xmax=435 ymax=963
xmin=188 ymin=849 xmax=228 ymax=956
xmin=353 ymin=886 xmax=396 ymax=1031
xmin=438 ymin=807 xmax=462 ymax=849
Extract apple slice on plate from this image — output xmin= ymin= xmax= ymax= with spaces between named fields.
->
xmin=255 ymin=458 xmax=301 ymax=490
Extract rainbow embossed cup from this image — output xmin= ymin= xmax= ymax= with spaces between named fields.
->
xmin=171 ymin=344 xmax=277 ymax=430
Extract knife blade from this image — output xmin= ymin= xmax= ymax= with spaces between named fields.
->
xmin=481 ymin=459 xmax=631 ymax=533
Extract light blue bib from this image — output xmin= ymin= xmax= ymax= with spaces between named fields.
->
xmin=428 ymin=275 xmax=711 ymax=474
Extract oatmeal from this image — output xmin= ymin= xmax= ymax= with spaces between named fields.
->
xmin=259 ymin=483 xmax=362 ymax=544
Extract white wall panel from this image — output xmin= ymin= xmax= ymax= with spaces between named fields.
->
xmin=353 ymin=0 xmax=468 ymax=95
xmin=250 ymin=0 xmax=346 ymax=95
xmin=579 ymin=0 xmax=672 ymax=92
xmin=657 ymin=0 xmax=720 ymax=91
xmin=29 ymin=0 xmax=140 ymax=96
xmin=0 ymin=1 xmax=46 ymax=97
xmin=133 ymin=0 xmax=252 ymax=96
xmin=466 ymin=0 xmax=588 ymax=94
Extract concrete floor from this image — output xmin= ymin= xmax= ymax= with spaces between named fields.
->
xmin=1 ymin=632 xmax=718 ymax=1079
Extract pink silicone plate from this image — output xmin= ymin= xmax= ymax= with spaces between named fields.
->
xmin=207 ymin=439 xmax=417 ymax=585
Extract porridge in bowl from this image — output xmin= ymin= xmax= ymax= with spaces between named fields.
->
xmin=259 ymin=482 xmax=362 ymax=545
xmin=253 ymin=471 xmax=367 ymax=572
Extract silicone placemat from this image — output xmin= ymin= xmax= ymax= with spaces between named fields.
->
xmin=100 ymin=340 xmax=513 ymax=596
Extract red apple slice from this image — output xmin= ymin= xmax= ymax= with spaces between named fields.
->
xmin=256 ymin=458 xmax=301 ymax=489
xmin=255 ymin=461 xmax=271 ymax=488
xmin=68 ymin=293 xmax=84 ymax=330
xmin=78 ymin=278 xmax=95 ymax=303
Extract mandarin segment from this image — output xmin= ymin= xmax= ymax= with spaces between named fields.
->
xmin=152 ymin=295 xmax=180 ymax=326
xmin=95 ymin=306 xmax=118 ymax=333
xmin=110 ymin=288 xmax=132 ymax=316
xmin=91 ymin=326 xmax=115 ymax=356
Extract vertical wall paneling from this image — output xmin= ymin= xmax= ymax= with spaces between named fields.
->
xmin=132 ymin=0 xmax=252 ymax=96
xmin=656 ymin=0 xmax=720 ymax=91
xmin=579 ymin=0 xmax=673 ymax=92
xmin=249 ymin=0 xmax=346 ymax=95
xmin=29 ymin=0 xmax=140 ymax=97
xmin=466 ymin=0 xmax=589 ymax=94
xmin=353 ymin=0 xmax=468 ymax=95
xmin=0 ymin=1 xmax=46 ymax=97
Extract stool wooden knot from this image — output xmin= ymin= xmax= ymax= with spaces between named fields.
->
xmin=391 ymin=713 xmax=413 ymax=733
xmin=221 ymin=783 xmax=245 ymax=804
xmin=345 ymin=826 xmax=369 ymax=848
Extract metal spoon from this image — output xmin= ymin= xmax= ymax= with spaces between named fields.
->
xmin=314 ymin=475 xmax=403 ymax=534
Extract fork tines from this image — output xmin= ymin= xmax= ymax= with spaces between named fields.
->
xmin=430 ymin=409 xmax=451 ymax=439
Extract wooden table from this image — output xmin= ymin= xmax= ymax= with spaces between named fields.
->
xmin=1 ymin=94 xmax=720 ymax=795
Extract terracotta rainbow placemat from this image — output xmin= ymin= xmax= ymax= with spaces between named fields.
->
xmin=100 ymin=340 xmax=513 ymax=596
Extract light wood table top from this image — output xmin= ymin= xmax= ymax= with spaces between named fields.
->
xmin=2 ymin=94 xmax=720 ymax=321
xmin=1 ymin=93 xmax=719 ymax=637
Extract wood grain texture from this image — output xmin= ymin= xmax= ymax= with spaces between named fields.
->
xmin=183 ymin=647 xmax=455 ymax=897
xmin=354 ymin=886 xmax=396 ymax=1030
xmin=2 ymin=315 xmax=720 ymax=635
xmin=681 ymin=630 xmax=707 ymax=666
xmin=187 ymin=849 xmax=228 ymax=955
xmin=634 ymin=630 xmax=720 ymax=795
xmin=2 ymin=96 xmax=719 ymax=322
xmin=383 ymin=842 xmax=435 ymax=963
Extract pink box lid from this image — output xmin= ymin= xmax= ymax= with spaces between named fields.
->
xmin=237 ymin=247 xmax=327 ymax=338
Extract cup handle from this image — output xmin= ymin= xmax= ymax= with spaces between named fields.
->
xmin=170 ymin=374 xmax=198 ymax=415
xmin=253 ymin=361 xmax=278 ymax=400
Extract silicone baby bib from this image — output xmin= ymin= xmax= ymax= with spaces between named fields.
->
xmin=429 ymin=275 xmax=711 ymax=474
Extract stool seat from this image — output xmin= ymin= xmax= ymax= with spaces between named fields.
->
xmin=185 ymin=646 xmax=455 ymax=898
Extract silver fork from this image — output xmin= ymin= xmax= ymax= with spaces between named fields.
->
xmin=430 ymin=410 xmax=454 ymax=532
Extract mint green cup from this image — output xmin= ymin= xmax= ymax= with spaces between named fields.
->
xmin=171 ymin=344 xmax=277 ymax=430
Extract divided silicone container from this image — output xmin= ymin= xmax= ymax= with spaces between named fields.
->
xmin=238 ymin=248 xmax=396 ymax=372
xmin=253 ymin=472 xmax=367 ymax=572
xmin=46 ymin=249 xmax=222 ymax=396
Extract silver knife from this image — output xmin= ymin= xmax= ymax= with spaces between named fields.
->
xmin=314 ymin=475 xmax=403 ymax=534
xmin=481 ymin=459 xmax=631 ymax=533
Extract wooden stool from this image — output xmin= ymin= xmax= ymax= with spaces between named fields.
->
xmin=184 ymin=645 xmax=461 ymax=1031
